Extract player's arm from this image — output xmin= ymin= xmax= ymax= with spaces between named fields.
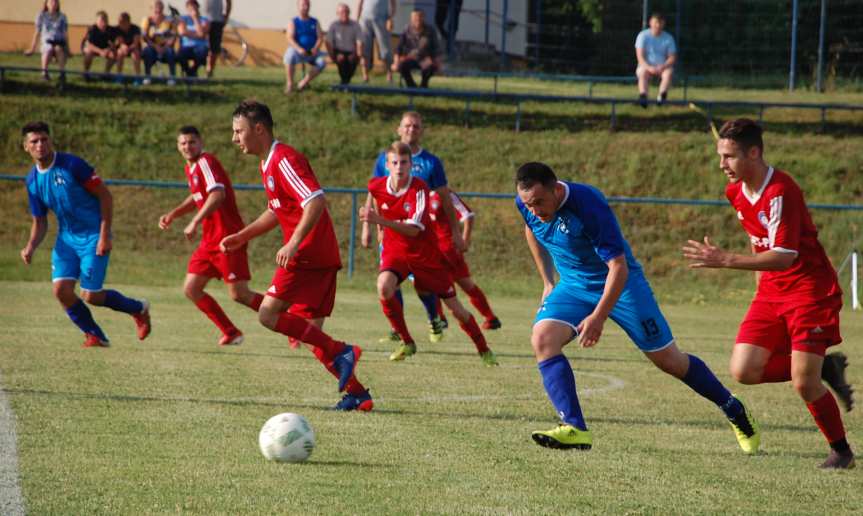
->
xmin=360 ymin=193 xmax=375 ymax=248
xmin=311 ymin=19 xmax=324 ymax=54
xmin=26 ymin=23 xmax=40 ymax=55
xmin=578 ymin=255 xmax=628 ymax=348
xmin=286 ymin=18 xmax=304 ymax=53
xmin=88 ymin=181 xmax=113 ymax=256
xmin=275 ymin=195 xmax=326 ymax=268
xmin=435 ymin=185 xmax=466 ymax=252
xmin=359 ymin=204 xmax=421 ymax=237
xmin=635 ymin=46 xmax=648 ymax=69
xmin=462 ymin=215 xmax=473 ymax=249
xmin=220 ymin=208 xmax=279 ymax=252
xmin=682 ymin=236 xmax=796 ymax=271
xmin=183 ymin=188 xmax=224 ymax=240
xmin=20 ymin=216 xmax=48 ymax=265
xmin=158 ymin=194 xmax=197 ymax=229
xmin=524 ymin=225 xmax=555 ymax=300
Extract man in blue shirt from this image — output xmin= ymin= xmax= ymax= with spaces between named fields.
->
xmin=516 ymin=162 xmax=758 ymax=452
xmin=283 ymin=0 xmax=326 ymax=93
xmin=177 ymin=0 xmax=210 ymax=78
xmin=20 ymin=122 xmax=151 ymax=348
xmin=635 ymin=13 xmax=676 ymax=107
xmin=362 ymin=111 xmax=467 ymax=344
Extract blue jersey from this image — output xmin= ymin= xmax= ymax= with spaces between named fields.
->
xmin=372 ymin=148 xmax=448 ymax=190
xmin=293 ymin=16 xmax=320 ymax=51
xmin=517 ymin=181 xmax=643 ymax=291
xmin=26 ymin=152 xmax=102 ymax=240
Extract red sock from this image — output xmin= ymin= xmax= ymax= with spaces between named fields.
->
xmin=194 ymin=293 xmax=238 ymax=336
xmin=380 ymin=296 xmax=414 ymax=344
xmin=806 ymin=390 xmax=847 ymax=444
xmin=465 ymin=284 xmax=495 ymax=321
xmin=310 ymin=347 xmax=366 ymax=395
xmin=246 ymin=293 xmax=264 ymax=312
xmin=435 ymin=297 xmax=447 ymax=322
xmin=459 ymin=314 xmax=489 ymax=353
xmin=760 ymin=353 xmax=791 ymax=383
xmin=274 ymin=312 xmax=345 ymax=356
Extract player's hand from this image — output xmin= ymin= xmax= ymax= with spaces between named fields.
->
xmin=462 ymin=237 xmax=471 ymax=253
xmin=20 ymin=245 xmax=34 ymax=265
xmin=158 ymin=213 xmax=173 ymax=230
xmin=360 ymin=225 xmax=372 ymax=248
xmin=451 ymin=232 xmax=467 ymax=253
xmin=576 ymin=312 xmax=605 ymax=348
xmin=541 ymin=283 xmax=554 ymax=303
xmin=96 ymin=235 xmax=112 ymax=256
xmin=682 ymin=236 xmax=728 ymax=268
xmin=359 ymin=205 xmax=380 ymax=225
xmin=276 ymin=242 xmax=298 ymax=268
xmin=183 ymin=220 xmax=198 ymax=241
xmin=220 ymin=233 xmax=244 ymax=252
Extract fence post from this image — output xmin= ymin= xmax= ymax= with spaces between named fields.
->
xmin=816 ymin=0 xmax=827 ymax=93
xmin=852 ymin=250 xmax=860 ymax=310
xmin=789 ymin=0 xmax=799 ymax=91
xmin=348 ymin=191 xmax=357 ymax=278
xmin=642 ymin=0 xmax=649 ymax=29
xmin=484 ymin=0 xmax=490 ymax=46
xmin=500 ymin=0 xmax=509 ymax=69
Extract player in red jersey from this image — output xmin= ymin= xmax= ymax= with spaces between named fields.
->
xmin=683 ymin=118 xmax=855 ymax=469
xmin=360 ymin=141 xmax=498 ymax=366
xmin=220 ymin=100 xmax=372 ymax=411
xmin=428 ymin=189 xmax=501 ymax=330
xmin=158 ymin=126 xmax=264 ymax=346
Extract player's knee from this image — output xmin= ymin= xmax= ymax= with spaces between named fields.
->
xmin=257 ymin=308 xmax=278 ymax=329
xmin=376 ymin=277 xmax=395 ymax=298
xmin=183 ymin=284 xmax=202 ymax=301
xmin=791 ymin=374 xmax=822 ymax=401
xmin=729 ymin=362 xmax=761 ymax=384
xmin=531 ymin=330 xmax=561 ymax=358
xmin=447 ymin=301 xmax=470 ymax=322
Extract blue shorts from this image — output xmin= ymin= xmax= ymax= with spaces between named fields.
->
xmin=534 ymin=274 xmax=674 ymax=352
xmin=51 ymin=234 xmax=109 ymax=292
xmin=283 ymin=48 xmax=327 ymax=70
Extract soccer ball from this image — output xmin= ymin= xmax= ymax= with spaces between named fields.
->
xmin=258 ymin=412 xmax=316 ymax=462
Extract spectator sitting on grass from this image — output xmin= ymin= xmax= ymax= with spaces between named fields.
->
xmin=82 ymin=11 xmax=117 ymax=78
xmin=635 ymin=12 xmax=676 ymax=108
xmin=325 ymin=3 xmax=364 ymax=85
xmin=392 ymin=9 xmax=442 ymax=89
xmin=178 ymin=0 xmax=210 ymax=78
xmin=283 ymin=0 xmax=326 ymax=94
xmin=141 ymin=0 xmax=178 ymax=84
xmin=114 ymin=12 xmax=142 ymax=76
xmin=25 ymin=0 xmax=68 ymax=81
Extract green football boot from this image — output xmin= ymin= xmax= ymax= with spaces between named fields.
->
xmin=378 ymin=330 xmax=402 ymax=344
xmin=389 ymin=342 xmax=417 ymax=361
xmin=728 ymin=396 xmax=760 ymax=455
xmin=531 ymin=424 xmax=592 ymax=450
xmin=480 ymin=350 xmax=499 ymax=367
xmin=428 ymin=317 xmax=445 ymax=343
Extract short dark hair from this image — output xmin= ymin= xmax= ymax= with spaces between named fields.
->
xmin=650 ymin=12 xmax=665 ymax=23
xmin=178 ymin=125 xmax=201 ymax=137
xmin=516 ymin=162 xmax=557 ymax=189
xmin=22 ymin=121 xmax=50 ymax=136
xmin=718 ymin=118 xmax=764 ymax=153
xmin=232 ymin=99 xmax=274 ymax=132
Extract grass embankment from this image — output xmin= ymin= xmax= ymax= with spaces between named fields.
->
xmin=1 ymin=53 xmax=862 ymax=302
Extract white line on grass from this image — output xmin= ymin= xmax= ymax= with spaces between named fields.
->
xmin=0 ymin=370 xmax=26 ymax=516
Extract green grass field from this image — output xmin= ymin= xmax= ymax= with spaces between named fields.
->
xmin=0 ymin=280 xmax=861 ymax=514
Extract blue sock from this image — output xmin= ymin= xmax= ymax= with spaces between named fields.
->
xmin=394 ymin=288 xmax=404 ymax=308
xmin=66 ymin=300 xmax=109 ymax=342
xmin=417 ymin=292 xmax=439 ymax=323
xmin=538 ymin=354 xmax=587 ymax=430
xmin=102 ymin=289 xmax=144 ymax=315
xmin=682 ymin=354 xmax=742 ymax=419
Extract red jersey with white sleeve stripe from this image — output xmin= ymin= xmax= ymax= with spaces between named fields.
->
xmin=429 ymin=190 xmax=474 ymax=251
xmin=185 ymin=152 xmax=245 ymax=251
xmin=260 ymin=141 xmax=341 ymax=270
xmin=368 ymin=175 xmax=441 ymax=265
xmin=726 ymin=167 xmax=840 ymax=302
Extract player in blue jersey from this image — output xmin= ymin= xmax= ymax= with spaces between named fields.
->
xmin=361 ymin=111 xmax=467 ymax=343
xmin=515 ymin=162 xmax=759 ymax=452
xmin=19 ymin=121 xmax=151 ymax=348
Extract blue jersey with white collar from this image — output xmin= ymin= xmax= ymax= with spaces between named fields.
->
xmin=517 ymin=181 xmax=643 ymax=291
xmin=372 ymin=148 xmax=447 ymax=190
xmin=26 ymin=152 xmax=102 ymax=239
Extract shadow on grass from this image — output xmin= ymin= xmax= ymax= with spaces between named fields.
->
xmin=0 ymin=77 xmax=224 ymax=105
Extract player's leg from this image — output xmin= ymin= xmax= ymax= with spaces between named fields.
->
xmin=301 ymin=317 xmax=374 ymax=411
xmin=297 ymin=55 xmax=325 ymax=90
xmin=636 ymin=65 xmax=650 ymax=107
xmin=658 ymin=67 xmax=674 ymax=103
xmin=115 ymin=45 xmax=127 ymax=73
xmin=414 ymin=287 xmax=444 ymax=342
xmin=184 ymin=272 xmax=242 ymax=345
xmin=260 ymin=267 xmax=360 ymax=391
xmin=51 ymin=240 xmax=109 ymax=346
xmin=40 ymin=47 xmax=53 ymax=78
xmin=79 ymin=250 xmax=150 ymax=340
xmin=82 ymin=47 xmax=96 ymax=73
xmin=455 ymin=275 xmax=500 ymax=330
xmin=283 ymin=50 xmax=297 ymax=93
xmin=440 ymin=295 xmax=496 ymax=365
xmin=377 ymin=269 xmax=417 ymax=360
xmin=220 ymin=247 xmax=264 ymax=312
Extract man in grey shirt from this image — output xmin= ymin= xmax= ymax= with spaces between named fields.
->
xmin=356 ymin=0 xmax=395 ymax=83
xmin=203 ymin=0 xmax=232 ymax=77
xmin=326 ymin=3 xmax=363 ymax=84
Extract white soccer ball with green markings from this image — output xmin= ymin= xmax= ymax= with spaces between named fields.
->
xmin=258 ymin=413 xmax=315 ymax=462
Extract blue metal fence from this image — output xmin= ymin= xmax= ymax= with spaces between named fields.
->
xmin=3 ymin=174 xmax=861 ymax=277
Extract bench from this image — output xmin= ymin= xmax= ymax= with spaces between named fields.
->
xmin=0 ymin=65 xmax=209 ymax=95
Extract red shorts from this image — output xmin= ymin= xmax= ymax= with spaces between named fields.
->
xmin=267 ymin=266 xmax=338 ymax=319
xmin=441 ymin=246 xmax=471 ymax=281
xmin=187 ymin=245 xmax=251 ymax=283
xmin=380 ymin=255 xmax=456 ymax=298
xmin=736 ymin=293 xmax=843 ymax=356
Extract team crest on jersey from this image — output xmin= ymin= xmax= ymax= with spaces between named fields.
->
xmin=54 ymin=175 xmax=66 ymax=186
xmin=267 ymin=175 xmax=275 ymax=191
xmin=757 ymin=210 xmax=769 ymax=228
xmin=403 ymin=202 xmax=412 ymax=212
xmin=431 ymin=199 xmax=440 ymax=210
xmin=557 ymin=217 xmax=570 ymax=235
xmin=192 ymin=175 xmax=199 ymax=186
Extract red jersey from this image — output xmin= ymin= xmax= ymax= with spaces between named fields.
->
xmin=429 ymin=190 xmax=474 ymax=251
xmin=368 ymin=175 xmax=442 ymax=265
xmin=260 ymin=141 xmax=341 ymax=270
xmin=726 ymin=167 xmax=840 ymax=302
xmin=185 ymin=152 xmax=245 ymax=251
